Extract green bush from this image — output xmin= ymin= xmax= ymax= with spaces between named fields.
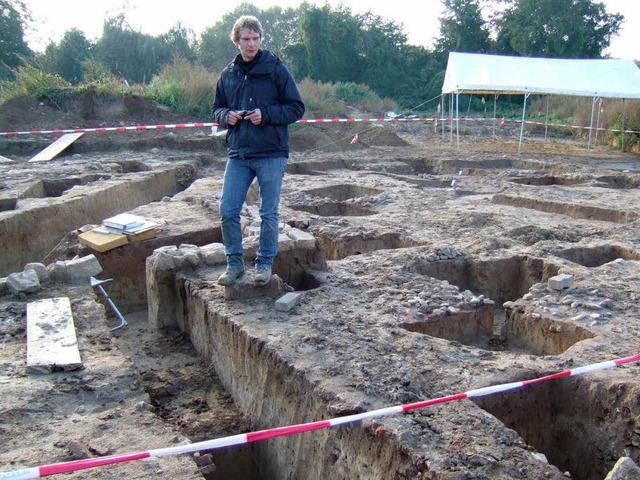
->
xmin=146 ymin=57 xmax=217 ymax=120
xmin=77 ymin=60 xmax=131 ymax=96
xmin=297 ymin=79 xmax=397 ymax=118
xmin=4 ymin=61 xmax=71 ymax=105
xmin=297 ymin=78 xmax=344 ymax=118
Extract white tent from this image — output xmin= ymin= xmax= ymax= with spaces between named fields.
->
xmin=440 ymin=52 xmax=640 ymax=152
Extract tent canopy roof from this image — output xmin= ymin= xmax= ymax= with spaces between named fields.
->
xmin=442 ymin=52 xmax=640 ymax=99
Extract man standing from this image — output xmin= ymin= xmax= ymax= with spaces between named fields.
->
xmin=212 ymin=15 xmax=305 ymax=287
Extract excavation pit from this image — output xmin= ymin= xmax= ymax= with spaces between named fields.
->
xmin=473 ymin=375 xmax=640 ymax=480
xmin=400 ymin=303 xmax=495 ymax=349
xmin=315 ymin=231 xmax=422 ymax=260
xmin=303 ymin=184 xmax=383 ymax=202
xmin=555 ymin=243 xmax=640 ymax=267
xmin=491 ymin=192 xmax=640 ymax=223
xmin=21 ymin=175 xmax=107 ymax=198
xmin=286 ymin=160 xmax=350 ymax=175
xmin=288 ymin=184 xmax=384 ymax=217
xmin=384 ymin=172 xmax=453 ymax=188
xmin=402 ymin=255 xmax=586 ymax=354
xmin=0 ymin=197 xmax=17 ymax=212
xmin=508 ymin=175 xmax=587 ymax=186
xmin=289 ymin=201 xmax=377 ymax=216
xmin=503 ymin=306 xmax=596 ymax=355
xmin=0 ymin=163 xmax=199 ymax=276
xmin=593 ymin=174 xmax=640 ymax=189
xmin=115 ymin=159 xmax=151 ymax=173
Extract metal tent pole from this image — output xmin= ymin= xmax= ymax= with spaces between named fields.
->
xmin=456 ymin=93 xmax=460 ymax=149
xmin=587 ymin=96 xmax=598 ymax=154
xmin=595 ymin=99 xmax=602 ymax=144
xmin=622 ymin=98 xmax=627 ymax=152
xmin=518 ymin=93 xmax=530 ymax=156
xmin=441 ymin=95 xmax=445 ymax=139
xmin=545 ymin=95 xmax=550 ymax=141
xmin=493 ymin=94 xmax=498 ymax=137
xmin=450 ymin=93 xmax=454 ymax=144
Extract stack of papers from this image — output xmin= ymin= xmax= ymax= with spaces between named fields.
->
xmin=102 ymin=213 xmax=146 ymax=232
xmin=78 ymin=213 xmax=160 ymax=252
xmin=100 ymin=213 xmax=158 ymax=234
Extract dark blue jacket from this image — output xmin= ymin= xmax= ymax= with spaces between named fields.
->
xmin=212 ymin=50 xmax=305 ymax=160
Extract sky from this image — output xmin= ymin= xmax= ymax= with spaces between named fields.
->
xmin=21 ymin=0 xmax=640 ymax=60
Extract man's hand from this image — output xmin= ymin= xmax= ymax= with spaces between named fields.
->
xmin=227 ymin=110 xmax=246 ymax=126
xmin=244 ymin=109 xmax=262 ymax=125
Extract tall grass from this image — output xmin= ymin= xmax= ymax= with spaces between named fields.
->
xmin=0 ymin=60 xmax=71 ymax=106
xmin=146 ymin=57 xmax=218 ymax=120
xmin=78 ymin=60 xmax=135 ymax=96
xmin=296 ymin=78 xmax=398 ymax=118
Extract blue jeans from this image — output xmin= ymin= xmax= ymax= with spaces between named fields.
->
xmin=219 ymin=156 xmax=287 ymax=270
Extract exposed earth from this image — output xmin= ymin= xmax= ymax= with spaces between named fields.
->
xmin=1 ymin=92 xmax=640 ymax=480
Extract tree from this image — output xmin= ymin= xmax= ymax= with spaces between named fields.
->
xmin=198 ymin=3 xmax=261 ymax=73
xmin=357 ymin=11 xmax=408 ymax=99
xmin=259 ymin=5 xmax=300 ymax=55
xmin=435 ymin=0 xmax=491 ymax=54
xmin=0 ymin=0 xmax=32 ymax=79
xmin=494 ymin=0 xmax=623 ymax=58
xmin=297 ymin=5 xmax=362 ymax=83
xmin=54 ymin=28 xmax=93 ymax=84
xmin=161 ymin=23 xmax=196 ymax=64
xmin=96 ymin=15 xmax=173 ymax=84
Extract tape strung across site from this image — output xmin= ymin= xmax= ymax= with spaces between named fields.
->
xmin=1 ymin=117 xmax=639 ymax=136
xmin=0 ymin=117 xmax=429 ymax=136
xmin=1 ymin=353 xmax=639 ymax=480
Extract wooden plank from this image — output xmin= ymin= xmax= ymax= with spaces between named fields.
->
xmin=28 ymin=132 xmax=84 ymax=162
xmin=26 ymin=297 xmax=82 ymax=373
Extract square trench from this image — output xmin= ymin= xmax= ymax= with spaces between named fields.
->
xmin=142 ymin=239 xmax=640 ymax=479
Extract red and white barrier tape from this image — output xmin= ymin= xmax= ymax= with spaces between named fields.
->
xmin=1 ymin=353 xmax=638 ymax=479
xmin=0 ymin=117 xmax=437 ymax=136
xmin=0 ymin=123 xmax=216 ymax=136
xmin=1 ymin=117 xmax=638 ymax=137
xmin=298 ymin=117 xmax=432 ymax=124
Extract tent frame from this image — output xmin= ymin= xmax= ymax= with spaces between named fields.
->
xmin=441 ymin=53 xmax=640 ymax=155
xmin=444 ymin=91 xmax=608 ymax=155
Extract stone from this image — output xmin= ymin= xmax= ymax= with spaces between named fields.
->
xmin=548 ymin=274 xmax=574 ymax=290
xmin=198 ymin=243 xmax=227 ymax=266
xmin=65 ymin=254 xmax=103 ymax=281
xmin=604 ymin=457 xmax=640 ymax=480
xmin=287 ymin=228 xmax=316 ymax=249
xmin=7 ymin=269 xmax=41 ymax=294
xmin=275 ymin=292 xmax=302 ymax=312
xmin=24 ymin=262 xmax=49 ymax=282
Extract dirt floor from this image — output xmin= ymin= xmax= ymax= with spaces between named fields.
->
xmin=2 ymin=92 xmax=640 ymax=479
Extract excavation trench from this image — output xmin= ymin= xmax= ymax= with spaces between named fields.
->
xmin=89 ymin=191 xmax=631 ymax=478
xmin=555 ymin=243 xmax=640 ymax=267
xmin=473 ymin=375 xmax=640 ymax=480
xmin=141 ymin=240 xmax=619 ymax=479
xmin=8 ymin=94 xmax=640 ymax=480
xmin=0 ymin=162 xmax=198 ymax=276
xmin=492 ymin=193 xmax=640 ymax=223
xmin=402 ymin=254 xmax=598 ymax=355
xmin=22 ymin=173 xmax=630 ymax=478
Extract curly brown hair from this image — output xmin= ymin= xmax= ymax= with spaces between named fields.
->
xmin=230 ymin=15 xmax=263 ymax=42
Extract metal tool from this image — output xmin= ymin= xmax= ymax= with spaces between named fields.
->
xmin=90 ymin=276 xmax=128 ymax=331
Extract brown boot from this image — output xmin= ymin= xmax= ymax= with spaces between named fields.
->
xmin=217 ymin=267 xmax=245 ymax=286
